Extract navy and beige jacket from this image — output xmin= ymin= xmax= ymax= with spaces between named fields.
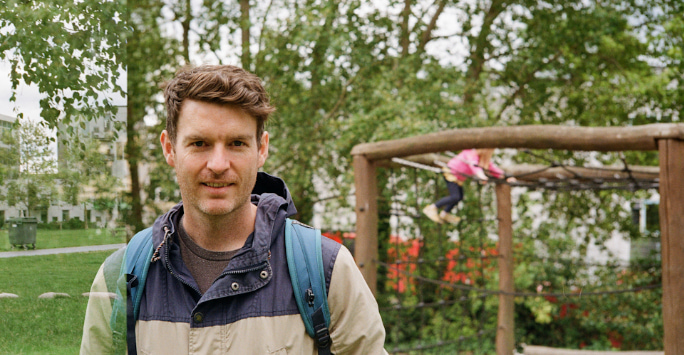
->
xmin=81 ymin=173 xmax=388 ymax=354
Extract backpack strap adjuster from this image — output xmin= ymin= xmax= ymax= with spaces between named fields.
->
xmin=315 ymin=325 xmax=331 ymax=348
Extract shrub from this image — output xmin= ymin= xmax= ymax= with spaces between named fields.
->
xmin=63 ymin=217 xmax=85 ymax=229
xmin=37 ymin=222 xmax=61 ymax=230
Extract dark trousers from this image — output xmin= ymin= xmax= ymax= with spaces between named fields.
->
xmin=435 ymin=181 xmax=463 ymax=213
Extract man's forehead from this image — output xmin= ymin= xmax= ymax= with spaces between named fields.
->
xmin=176 ymin=101 xmax=258 ymax=132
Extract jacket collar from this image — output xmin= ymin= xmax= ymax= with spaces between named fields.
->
xmin=151 ymin=172 xmax=297 ymax=271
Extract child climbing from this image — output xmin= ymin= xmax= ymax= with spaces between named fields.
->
xmin=422 ymin=148 xmax=505 ymax=224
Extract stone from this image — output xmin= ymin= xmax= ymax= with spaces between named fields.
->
xmin=0 ymin=293 xmax=19 ymax=298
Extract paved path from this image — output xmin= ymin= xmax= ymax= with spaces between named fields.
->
xmin=0 ymin=243 xmax=125 ymax=258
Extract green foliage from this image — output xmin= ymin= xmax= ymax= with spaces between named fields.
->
xmin=63 ymin=217 xmax=85 ymax=230
xmin=0 ymin=0 xmax=125 ymax=128
xmin=377 ymin=144 xmax=663 ymax=350
xmin=58 ymin=135 xmax=123 ymax=228
xmin=377 ymin=167 xmax=501 ymax=352
xmin=120 ymin=0 xmax=681 ymax=233
xmin=0 ymin=120 xmax=57 ymax=217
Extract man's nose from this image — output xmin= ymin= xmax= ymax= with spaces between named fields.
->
xmin=206 ymin=147 xmax=231 ymax=174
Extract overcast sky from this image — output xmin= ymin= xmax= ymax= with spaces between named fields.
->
xmin=0 ymin=61 xmax=43 ymax=121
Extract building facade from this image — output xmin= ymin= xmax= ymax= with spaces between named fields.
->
xmin=0 ymin=107 xmax=133 ymax=228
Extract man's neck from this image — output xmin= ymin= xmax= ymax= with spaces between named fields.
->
xmin=181 ymin=203 xmax=257 ymax=252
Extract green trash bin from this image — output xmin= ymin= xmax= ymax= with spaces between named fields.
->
xmin=8 ymin=217 xmax=37 ymax=250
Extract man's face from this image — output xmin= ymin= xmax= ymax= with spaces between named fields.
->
xmin=160 ymin=99 xmax=269 ymax=220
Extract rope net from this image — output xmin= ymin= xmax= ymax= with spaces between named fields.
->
xmin=377 ymin=150 xmax=662 ymax=354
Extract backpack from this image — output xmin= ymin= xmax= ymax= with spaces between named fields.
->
xmin=109 ymin=218 xmax=332 ymax=355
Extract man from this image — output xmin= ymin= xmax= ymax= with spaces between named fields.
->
xmin=81 ymin=65 xmax=388 ymax=354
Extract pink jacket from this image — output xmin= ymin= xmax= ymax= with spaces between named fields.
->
xmin=447 ymin=149 xmax=504 ymax=182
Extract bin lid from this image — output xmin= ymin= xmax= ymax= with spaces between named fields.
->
xmin=7 ymin=217 xmax=38 ymax=224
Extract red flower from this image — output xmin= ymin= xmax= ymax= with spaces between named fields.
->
xmin=559 ymin=304 xmax=568 ymax=318
xmin=608 ymin=331 xmax=623 ymax=349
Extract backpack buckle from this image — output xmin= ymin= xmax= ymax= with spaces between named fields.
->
xmin=315 ymin=326 xmax=331 ymax=348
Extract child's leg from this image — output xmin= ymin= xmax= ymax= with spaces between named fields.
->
xmin=436 ymin=182 xmax=463 ymax=213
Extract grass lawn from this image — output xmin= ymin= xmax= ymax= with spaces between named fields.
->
xmin=0 ymin=228 xmax=126 ymax=251
xmin=0 ymin=250 xmax=113 ymax=354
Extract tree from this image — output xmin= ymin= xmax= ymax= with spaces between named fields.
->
xmin=127 ymin=0 xmax=680 ymax=227
xmin=59 ymin=136 xmax=122 ymax=229
xmin=1 ymin=120 xmax=57 ymax=217
xmin=124 ymin=0 xmax=180 ymax=234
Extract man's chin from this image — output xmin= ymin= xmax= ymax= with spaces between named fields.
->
xmin=199 ymin=206 xmax=235 ymax=216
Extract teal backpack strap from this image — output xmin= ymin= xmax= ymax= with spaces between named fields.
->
xmin=285 ymin=219 xmax=332 ymax=355
xmin=110 ymin=227 xmax=154 ymax=355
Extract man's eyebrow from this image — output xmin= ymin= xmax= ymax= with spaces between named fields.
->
xmin=181 ymin=134 xmax=206 ymax=142
xmin=230 ymin=134 xmax=254 ymax=141
xmin=181 ymin=133 xmax=255 ymax=142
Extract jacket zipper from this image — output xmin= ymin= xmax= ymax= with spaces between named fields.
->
xmin=162 ymin=226 xmax=203 ymax=296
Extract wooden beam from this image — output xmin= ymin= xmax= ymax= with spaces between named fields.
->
xmin=496 ymin=183 xmax=515 ymax=355
xmin=353 ymin=154 xmax=379 ymax=295
xmin=658 ymin=139 xmax=684 ymax=354
xmin=351 ymin=124 xmax=684 ymax=161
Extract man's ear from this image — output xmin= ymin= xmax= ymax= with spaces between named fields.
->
xmin=160 ymin=130 xmax=176 ymax=167
xmin=258 ymin=131 xmax=269 ymax=168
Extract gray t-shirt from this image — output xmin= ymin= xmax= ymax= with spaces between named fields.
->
xmin=177 ymin=220 xmax=242 ymax=294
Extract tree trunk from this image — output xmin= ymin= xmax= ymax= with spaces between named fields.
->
xmin=181 ymin=0 xmax=191 ymax=63
xmin=83 ymin=202 xmax=88 ymax=229
xmin=126 ymin=105 xmax=145 ymax=236
xmin=240 ymin=0 xmax=251 ymax=69
xmin=400 ymin=0 xmax=411 ymax=57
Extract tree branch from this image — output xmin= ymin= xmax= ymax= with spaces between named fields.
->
xmin=494 ymin=50 xmax=563 ymax=121
xmin=324 ymin=72 xmax=360 ymax=122
xmin=463 ymin=0 xmax=506 ymax=104
xmin=255 ymin=0 xmax=275 ymax=68
xmin=417 ymin=0 xmax=448 ymax=54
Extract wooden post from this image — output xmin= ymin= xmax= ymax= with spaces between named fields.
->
xmin=354 ymin=154 xmax=379 ymax=295
xmin=658 ymin=139 xmax=684 ymax=354
xmin=496 ymin=183 xmax=515 ymax=355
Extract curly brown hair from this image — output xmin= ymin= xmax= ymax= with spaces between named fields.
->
xmin=163 ymin=65 xmax=275 ymax=144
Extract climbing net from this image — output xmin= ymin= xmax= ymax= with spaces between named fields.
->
xmin=378 ymin=150 xmax=663 ymax=354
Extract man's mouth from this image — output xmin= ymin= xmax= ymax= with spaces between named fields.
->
xmin=203 ymin=182 xmax=232 ymax=188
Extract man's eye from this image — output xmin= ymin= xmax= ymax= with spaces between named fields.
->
xmin=234 ymin=141 xmax=244 ymax=147
xmin=192 ymin=141 xmax=205 ymax=147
